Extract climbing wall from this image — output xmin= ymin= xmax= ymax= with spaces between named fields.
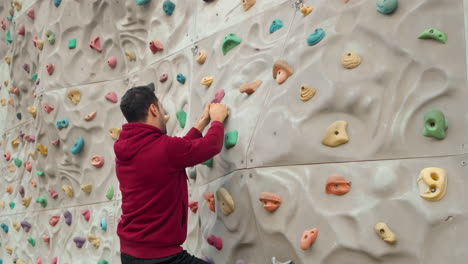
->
xmin=0 ymin=0 xmax=468 ymax=263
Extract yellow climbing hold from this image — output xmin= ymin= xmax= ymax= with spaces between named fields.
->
xmin=196 ymin=49 xmax=208 ymax=64
xmin=37 ymin=143 xmax=48 ymax=155
xmin=87 ymin=234 xmax=100 ymax=248
xmin=0 ymin=99 xmax=6 ymax=106
xmin=300 ymin=84 xmax=316 ymax=102
xmin=22 ymin=195 xmax=32 ymax=208
xmin=322 ymin=120 xmax=349 ymax=147
xmin=5 ymin=56 xmax=11 ymax=64
xmin=417 ymin=167 xmax=448 ymax=201
xmin=5 ymin=245 xmax=13 ymax=254
xmin=27 ymin=106 xmax=37 ymax=118
xmin=13 ymin=222 xmax=20 ymax=231
xmin=16 ymin=260 xmax=25 ymax=264
xmin=201 ymin=76 xmax=214 ymax=88
xmin=13 ymin=0 xmax=22 ymax=11
xmin=11 ymin=138 xmax=19 ymax=148
xmin=216 ymin=187 xmax=235 ymax=216
xmin=341 ymin=51 xmax=361 ymax=69
xmin=301 ymin=4 xmax=314 ymax=16
xmin=81 ymin=184 xmax=92 ymax=193
xmin=374 ymin=222 xmax=397 ymax=244
xmin=36 ymin=39 xmax=44 ymax=50
xmin=109 ymin=127 xmax=121 ymax=140
xmin=62 ymin=185 xmax=74 ymax=197
xmin=29 ymin=152 xmax=36 ymax=160
xmin=125 ymin=50 xmax=136 ymax=62
xmin=7 ymin=164 xmax=15 ymax=172
xmin=67 ymin=88 xmax=81 ymax=105
xmin=0 ymin=201 xmax=4 ymax=208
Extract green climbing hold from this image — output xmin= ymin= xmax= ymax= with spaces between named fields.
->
xmin=418 ymin=28 xmax=447 ymax=44
xmin=32 ymin=73 xmax=38 ymax=82
xmin=202 ymin=158 xmax=213 ymax=168
xmin=6 ymin=30 xmax=12 ymax=44
xmin=46 ymin=30 xmax=55 ymax=45
xmin=423 ymin=109 xmax=448 ymax=140
xmin=9 ymin=202 xmax=15 ymax=209
xmin=36 ymin=171 xmax=44 ymax=176
xmin=68 ymin=38 xmax=76 ymax=49
xmin=222 ymin=33 xmax=242 ymax=55
xmin=106 ymin=186 xmax=114 ymax=200
xmin=163 ymin=0 xmax=176 ymax=16
xmin=14 ymin=158 xmax=22 ymax=167
xmin=27 ymin=237 xmax=36 ymax=246
xmin=224 ymin=130 xmax=238 ymax=149
xmin=176 ymin=110 xmax=187 ymax=128
xmin=136 ymin=0 xmax=150 ymax=5
xmin=7 ymin=15 xmax=13 ymax=21
xmin=35 ymin=195 xmax=47 ymax=208
xmin=97 ymin=260 xmax=109 ymax=264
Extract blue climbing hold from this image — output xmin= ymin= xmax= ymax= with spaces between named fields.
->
xmin=100 ymin=218 xmax=107 ymax=231
xmin=269 ymin=19 xmax=284 ymax=34
xmin=307 ymin=28 xmax=325 ymax=46
xmin=55 ymin=118 xmax=69 ymax=129
xmin=376 ymin=0 xmax=398 ymax=14
xmin=136 ymin=0 xmax=150 ymax=5
xmin=71 ymin=136 xmax=84 ymax=155
xmin=163 ymin=0 xmax=176 ymax=16
xmin=176 ymin=73 xmax=186 ymax=84
xmin=54 ymin=0 xmax=62 ymax=7
xmin=1 ymin=223 xmax=8 ymax=233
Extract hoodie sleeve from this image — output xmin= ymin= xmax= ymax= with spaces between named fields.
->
xmin=167 ymin=121 xmax=224 ymax=169
xmin=183 ymin=127 xmax=203 ymax=140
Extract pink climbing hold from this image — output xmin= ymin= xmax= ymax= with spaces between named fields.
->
xmin=82 ymin=209 xmax=90 ymax=221
xmin=43 ymin=103 xmax=54 ymax=113
xmin=42 ymin=234 xmax=50 ymax=243
xmin=46 ymin=64 xmax=55 ymax=75
xmin=90 ymin=36 xmax=102 ymax=52
xmin=159 ymin=73 xmax=168 ymax=83
xmin=18 ymin=24 xmax=25 ymax=35
xmin=48 ymin=189 xmax=58 ymax=199
xmin=27 ymin=8 xmax=35 ymax=19
xmin=4 ymin=151 xmax=11 ymax=161
xmin=25 ymin=161 xmax=32 ymax=172
xmin=51 ymin=139 xmax=60 ymax=146
xmin=149 ymin=40 xmax=164 ymax=53
xmin=1 ymin=18 xmax=6 ymax=30
xmin=36 ymin=257 xmax=42 ymax=264
xmin=105 ymin=92 xmax=118 ymax=103
xmin=33 ymin=36 xmax=39 ymax=47
xmin=207 ymin=235 xmax=223 ymax=250
xmin=91 ymin=155 xmax=104 ymax=167
xmin=107 ymin=56 xmax=117 ymax=68
xmin=211 ymin=89 xmax=225 ymax=104
xmin=49 ymin=215 xmax=60 ymax=226
xmin=188 ymin=201 xmax=198 ymax=213
xmin=24 ymin=135 xmax=35 ymax=142
xmin=51 ymin=256 xmax=58 ymax=264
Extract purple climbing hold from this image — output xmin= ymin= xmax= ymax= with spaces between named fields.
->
xmin=73 ymin=236 xmax=86 ymax=248
xmin=19 ymin=185 xmax=25 ymax=198
xmin=23 ymin=64 xmax=30 ymax=73
xmin=64 ymin=210 xmax=72 ymax=225
xmin=20 ymin=220 xmax=32 ymax=232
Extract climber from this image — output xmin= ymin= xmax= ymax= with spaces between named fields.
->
xmin=114 ymin=83 xmax=228 ymax=264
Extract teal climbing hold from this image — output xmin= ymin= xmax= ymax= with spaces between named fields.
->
xmin=176 ymin=73 xmax=186 ymax=84
xmin=106 ymin=186 xmax=114 ymax=200
xmin=1 ymin=223 xmax=8 ymax=233
xmin=100 ymin=218 xmax=107 ymax=231
xmin=222 ymin=33 xmax=242 ymax=55
xmin=269 ymin=19 xmax=283 ymax=34
xmin=46 ymin=30 xmax=55 ymax=45
xmin=27 ymin=237 xmax=36 ymax=246
xmin=97 ymin=260 xmax=109 ymax=264
xmin=9 ymin=202 xmax=15 ymax=209
xmin=423 ymin=109 xmax=448 ymax=140
xmin=68 ymin=38 xmax=76 ymax=49
xmin=163 ymin=0 xmax=176 ymax=16
xmin=36 ymin=171 xmax=44 ymax=176
xmin=224 ymin=130 xmax=238 ymax=149
xmin=376 ymin=0 xmax=398 ymax=14
xmin=176 ymin=110 xmax=187 ymax=128
xmin=136 ymin=0 xmax=150 ymax=5
xmin=36 ymin=195 xmax=47 ymax=208
xmin=54 ymin=0 xmax=62 ymax=7
xmin=6 ymin=30 xmax=12 ymax=44
xmin=14 ymin=158 xmax=22 ymax=167
xmin=55 ymin=118 xmax=69 ymax=129
xmin=418 ymin=28 xmax=447 ymax=44
xmin=32 ymin=73 xmax=38 ymax=82
xmin=71 ymin=136 xmax=84 ymax=155
xmin=202 ymin=158 xmax=213 ymax=168
xmin=7 ymin=16 xmax=12 ymax=21
xmin=307 ymin=28 xmax=325 ymax=46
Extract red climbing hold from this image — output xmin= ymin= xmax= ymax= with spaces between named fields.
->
xmin=90 ymin=36 xmax=102 ymax=52
xmin=18 ymin=24 xmax=25 ymax=35
xmin=207 ymin=235 xmax=223 ymax=250
xmin=188 ymin=201 xmax=198 ymax=213
xmin=49 ymin=215 xmax=60 ymax=226
xmin=149 ymin=40 xmax=164 ymax=53
xmin=46 ymin=64 xmax=55 ymax=75
xmin=82 ymin=209 xmax=90 ymax=221
xmin=1 ymin=18 xmax=6 ymax=30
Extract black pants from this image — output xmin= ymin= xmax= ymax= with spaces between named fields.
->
xmin=121 ymin=250 xmax=209 ymax=264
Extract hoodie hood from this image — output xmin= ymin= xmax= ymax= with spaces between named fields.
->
xmin=114 ymin=123 xmax=164 ymax=161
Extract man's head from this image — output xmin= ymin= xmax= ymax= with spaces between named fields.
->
xmin=120 ymin=83 xmax=167 ymax=133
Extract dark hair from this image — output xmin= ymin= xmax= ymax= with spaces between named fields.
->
xmin=120 ymin=83 xmax=158 ymax=123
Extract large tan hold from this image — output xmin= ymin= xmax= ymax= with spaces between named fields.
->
xmin=341 ymin=51 xmax=361 ymax=69
xmin=216 ymin=188 xmax=235 ymax=216
xmin=27 ymin=106 xmax=37 ymax=118
xmin=11 ymin=138 xmax=19 ymax=148
xmin=240 ymin=80 xmax=262 ymax=95
xmin=125 ymin=50 xmax=136 ymax=62
xmin=5 ymin=245 xmax=13 ymax=254
xmin=4 ymin=56 xmax=11 ymax=64
xmin=417 ymin=167 xmax=447 ymax=201
xmin=13 ymin=222 xmax=20 ymax=231
xmin=241 ymin=0 xmax=256 ymax=11
xmin=88 ymin=234 xmax=100 ymax=248
xmin=322 ymin=120 xmax=349 ymax=147
xmin=301 ymin=4 xmax=314 ymax=16
xmin=196 ymin=49 xmax=207 ymax=64
xmin=300 ymin=84 xmax=316 ymax=102
xmin=110 ymin=127 xmax=121 ymax=140
xmin=273 ymin=60 xmax=293 ymax=85
xmin=62 ymin=185 xmax=74 ymax=197
xmin=67 ymin=88 xmax=81 ymax=105
xmin=81 ymin=184 xmax=92 ymax=193
xmin=374 ymin=222 xmax=397 ymax=244
xmin=22 ymin=195 xmax=32 ymax=207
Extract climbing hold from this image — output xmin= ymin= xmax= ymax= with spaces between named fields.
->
xmin=376 ymin=0 xmax=398 ymax=14
xmin=84 ymin=111 xmax=97 ymax=121
xmin=418 ymin=28 xmax=447 ymax=44
xmin=159 ymin=73 xmax=168 ymax=82
xmin=67 ymin=88 xmax=81 ymax=105
xmin=100 ymin=218 xmax=107 ymax=231
xmin=9 ymin=201 xmax=15 ymax=209
xmin=18 ymin=185 xmax=25 ymax=197
xmin=224 ymin=130 xmax=238 ymax=149
xmin=11 ymin=138 xmax=20 ymax=148
xmin=271 ymin=257 xmax=293 ymax=264
xmin=307 ymin=28 xmax=325 ymax=46
xmin=106 ymin=186 xmax=114 ymax=200
xmin=374 ymin=222 xmax=396 ymax=244
xmin=0 ymin=201 xmax=4 ymax=208
xmin=73 ymin=236 xmax=86 ymax=248
xmin=1 ymin=18 xmax=6 ymax=30
xmin=164 ymin=114 xmax=170 ymax=123
xmin=6 ymin=186 xmax=13 ymax=193
xmin=64 ymin=210 xmax=72 ymax=225
xmin=325 ymin=174 xmax=351 ymax=195
xmin=23 ymin=63 xmax=30 ymax=73
xmin=33 ymin=36 xmax=44 ymax=50
xmin=97 ymin=260 xmax=109 ymax=264
xmin=9 ymin=87 xmax=19 ymax=95
xmin=91 ymin=156 xmax=104 ymax=167
xmin=51 ymin=139 xmax=60 ymax=146
xmin=71 ymin=136 xmax=84 ymax=155
xmin=27 ymin=106 xmax=37 ymax=118
xmin=17 ymin=24 xmax=25 ymax=36
xmin=207 ymin=235 xmax=223 ymax=250
xmin=301 ymin=4 xmax=313 ymax=16
xmin=6 ymin=30 xmax=12 ymax=43
xmin=13 ymin=222 xmax=20 ymax=231
xmin=20 ymin=220 xmax=31 ymax=232
xmin=37 ymin=171 xmax=44 ymax=176
xmin=189 ymin=201 xmax=198 ymax=213
xmin=25 ymin=161 xmax=32 ymax=172
xmin=216 ymin=188 xmax=235 ymax=216
xmin=46 ymin=64 xmax=55 ymax=75
xmin=300 ymin=84 xmax=316 ymax=102
xmin=42 ymin=103 xmax=54 ymax=113
xmin=36 ymin=195 xmax=47 ymax=208
xmin=176 ymin=73 xmax=186 ymax=84
xmin=136 ymin=0 xmax=150 ymax=5
xmin=27 ymin=8 xmax=34 ymax=19
xmin=201 ymin=158 xmax=213 ymax=168
xmin=125 ymin=50 xmax=136 ymax=61
xmin=90 ymin=36 xmax=102 ymax=52
xmin=5 ymin=245 xmax=13 ymax=254
xmin=162 ymin=0 xmax=176 ymax=15
xmin=42 ymin=234 xmax=50 ymax=243
xmin=211 ymin=89 xmax=225 ymax=104
xmin=82 ymin=210 xmax=90 ymax=221
xmin=259 ymin=192 xmax=282 ymax=212
xmin=203 ymin=192 xmax=215 ymax=212
xmin=13 ymin=0 xmax=22 ymax=11
xmin=48 ymin=189 xmax=58 ymax=199
xmin=32 ymin=73 xmax=39 ymax=81
xmin=62 ymin=185 xmax=74 ymax=197
xmin=270 ymin=19 xmax=283 ymax=34
xmin=105 ymin=92 xmax=118 ymax=103
xmin=27 ymin=237 xmax=36 ymax=246
xmin=22 ymin=195 xmax=32 ymax=207
xmin=81 ymin=184 xmax=92 ymax=193
xmin=273 ymin=60 xmax=293 ymax=84
xmin=341 ymin=51 xmax=361 ymax=69
xmin=176 ymin=110 xmax=187 ymax=128
xmin=322 ymin=120 xmax=349 ymax=147
xmin=1 ymin=223 xmax=8 ymax=233
xmin=241 ymin=0 xmax=255 ymax=11
xmin=88 ymin=234 xmax=100 ymax=248
xmin=30 ymin=179 xmax=38 ymax=188
xmin=201 ymin=76 xmax=214 ymax=88
xmin=109 ymin=127 xmax=121 ymax=140
xmin=300 ymin=228 xmax=319 ymax=250
xmin=55 ymin=118 xmax=69 ymax=129
xmin=68 ymin=38 xmax=76 ymax=49
xmin=107 ymin=56 xmax=117 ymax=68
xmin=222 ymin=33 xmax=242 ymax=55
xmin=417 ymin=167 xmax=447 ymax=201
xmin=7 ymin=163 xmax=15 ymax=172
xmin=0 ymin=99 xmax=5 ymax=106
xmin=196 ymin=49 xmax=208 ymax=64
xmin=51 ymin=257 xmax=58 ymax=264
xmin=423 ymin=109 xmax=448 ymax=140
xmin=4 ymin=151 xmax=10 ymax=161
xmin=54 ymin=0 xmax=62 ymax=7
xmin=149 ymin=40 xmax=164 ymax=53
xmin=46 ymin=30 xmax=55 ymax=45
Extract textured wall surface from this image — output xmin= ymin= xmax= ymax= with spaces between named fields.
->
xmin=0 ymin=0 xmax=467 ymax=263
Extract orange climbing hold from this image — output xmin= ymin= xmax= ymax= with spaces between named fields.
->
xmin=259 ymin=192 xmax=282 ymax=212
xmin=240 ymin=80 xmax=262 ymax=95
xmin=300 ymin=228 xmax=319 ymax=250
xmin=84 ymin=111 xmax=96 ymax=121
xmin=325 ymin=174 xmax=351 ymax=195
xmin=273 ymin=60 xmax=293 ymax=85
xmin=203 ymin=192 xmax=215 ymax=212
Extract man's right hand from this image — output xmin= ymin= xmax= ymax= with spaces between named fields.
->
xmin=209 ymin=103 xmax=229 ymax=123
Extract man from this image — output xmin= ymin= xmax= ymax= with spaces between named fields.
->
xmin=114 ymin=83 xmax=228 ymax=264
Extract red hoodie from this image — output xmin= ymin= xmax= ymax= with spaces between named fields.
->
xmin=114 ymin=121 xmax=224 ymax=259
